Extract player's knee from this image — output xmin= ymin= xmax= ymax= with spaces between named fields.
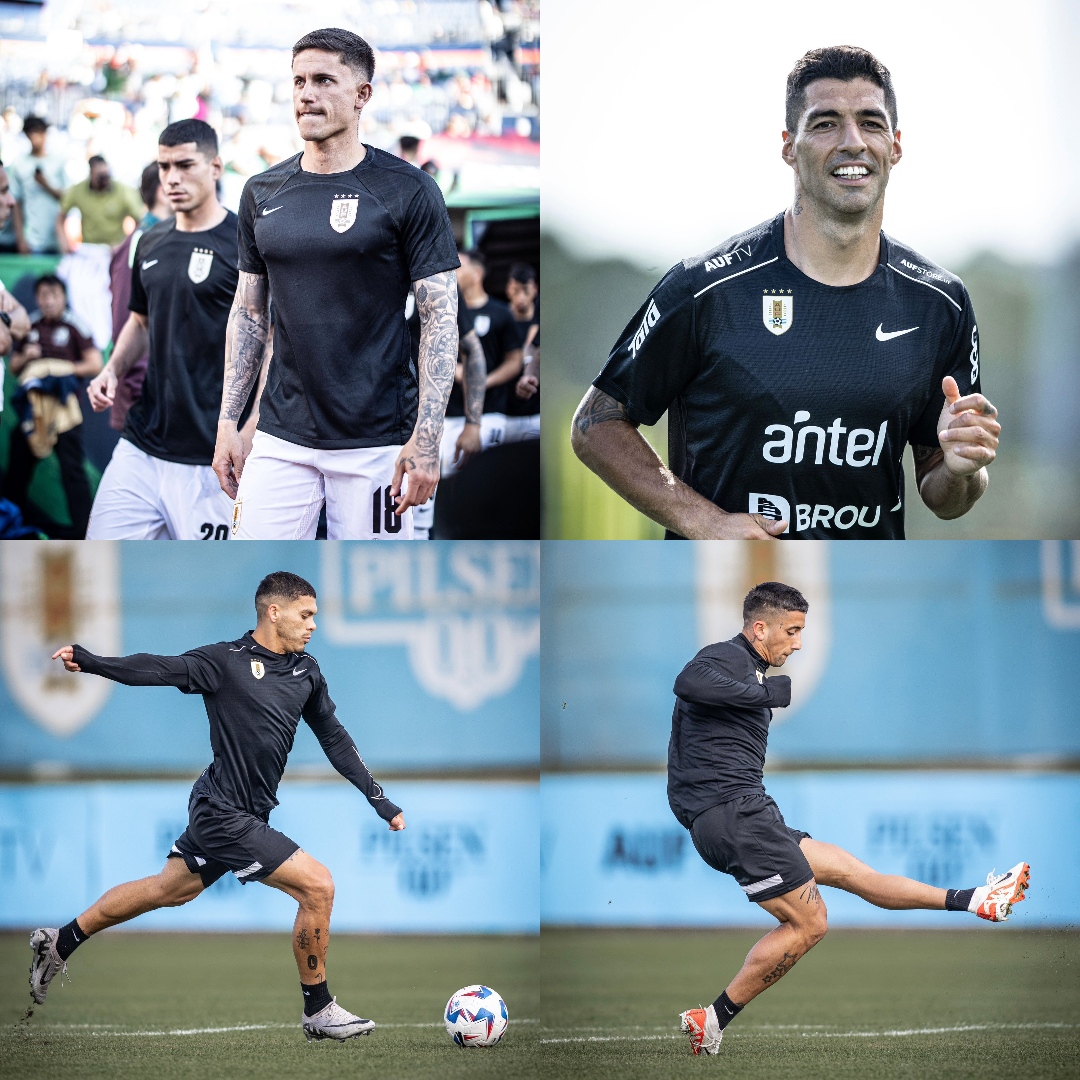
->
xmin=804 ymin=908 xmax=828 ymax=948
xmin=304 ymin=864 xmax=335 ymax=908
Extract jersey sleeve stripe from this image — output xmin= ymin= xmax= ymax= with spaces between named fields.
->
xmin=693 ymin=256 xmax=779 ymax=299
xmin=885 ymin=263 xmax=962 ymax=311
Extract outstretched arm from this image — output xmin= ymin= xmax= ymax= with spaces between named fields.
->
xmin=390 ymin=269 xmax=458 ymax=514
xmin=53 ymin=644 xmax=191 ymax=688
xmin=572 ymin=386 xmax=788 ymax=539
xmin=213 ymin=271 xmax=270 ymax=498
xmin=307 ymin=714 xmax=405 ymax=830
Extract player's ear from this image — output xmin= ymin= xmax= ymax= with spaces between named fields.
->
xmin=210 ymin=155 xmax=223 ymax=180
xmin=781 ymin=130 xmax=796 ymax=169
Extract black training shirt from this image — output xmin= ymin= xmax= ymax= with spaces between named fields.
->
xmin=447 ymin=297 xmax=521 ymax=417
xmin=667 ymin=634 xmax=791 ymax=829
xmin=72 ymin=633 xmax=402 ymax=822
xmin=125 ymin=213 xmax=246 ymax=465
xmin=597 ymin=213 xmax=982 ymax=539
xmin=238 ymin=148 xmax=460 ymax=449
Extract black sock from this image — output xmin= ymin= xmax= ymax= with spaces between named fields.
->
xmin=946 ymin=887 xmax=976 ymax=912
xmin=711 ymin=991 xmax=744 ymax=1031
xmin=302 ymin=980 xmax=332 ymax=1016
xmin=54 ymin=920 xmax=87 ymax=962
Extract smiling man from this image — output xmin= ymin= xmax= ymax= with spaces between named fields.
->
xmin=31 ymin=571 xmax=404 ymax=1042
xmin=672 ymin=582 xmax=1030 ymax=1056
xmin=214 ymin=27 xmax=460 ymax=539
xmin=572 ymin=46 xmax=1000 ymax=539
xmin=85 ymin=119 xmax=270 ymax=539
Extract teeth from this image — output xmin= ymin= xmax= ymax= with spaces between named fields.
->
xmin=833 ymin=166 xmax=869 ymax=177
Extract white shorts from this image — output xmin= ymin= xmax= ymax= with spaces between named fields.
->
xmin=439 ymin=413 xmax=507 ymax=478
xmin=86 ymin=438 xmax=234 ymax=540
xmin=504 ymin=414 xmax=540 ymax=443
xmin=232 ymin=430 xmax=414 ymax=540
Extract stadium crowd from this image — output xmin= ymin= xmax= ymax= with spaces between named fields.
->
xmin=0 ymin=1 xmax=539 ymax=539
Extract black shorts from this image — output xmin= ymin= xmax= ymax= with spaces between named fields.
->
xmin=167 ymin=796 xmax=299 ymax=888
xmin=690 ymin=793 xmax=813 ymax=903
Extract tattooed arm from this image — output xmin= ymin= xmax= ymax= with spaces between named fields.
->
xmin=390 ymin=269 xmax=458 ymax=512
xmin=571 ymin=386 xmax=788 ymax=539
xmin=86 ymin=313 xmax=149 ymax=411
xmin=913 ymin=376 xmax=998 ymax=519
xmin=237 ymin=323 xmax=274 ymax=458
xmin=454 ymin=327 xmax=486 ymax=465
xmin=213 ymin=272 xmax=270 ymax=498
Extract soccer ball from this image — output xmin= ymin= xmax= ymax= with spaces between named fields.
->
xmin=444 ymin=984 xmax=508 ymax=1047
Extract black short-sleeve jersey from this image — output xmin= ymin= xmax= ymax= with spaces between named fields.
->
xmin=596 ymin=213 xmax=981 ymax=539
xmin=446 ymin=298 xmax=521 ymax=417
xmin=237 ymin=148 xmax=460 ymax=449
xmin=124 ymin=213 xmax=245 ymax=465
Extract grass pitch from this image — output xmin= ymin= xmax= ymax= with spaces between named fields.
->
xmin=0 ymin=932 xmax=538 ymax=1080
xmin=539 ymin=928 xmax=1080 ymax=1080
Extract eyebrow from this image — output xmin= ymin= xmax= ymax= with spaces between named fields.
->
xmin=805 ymin=106 xmax=889 ymax=125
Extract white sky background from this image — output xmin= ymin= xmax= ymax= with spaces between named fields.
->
xmin=544 ymin=0 xmax=1080 ymax=272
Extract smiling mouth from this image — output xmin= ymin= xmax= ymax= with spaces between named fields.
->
xmin=832 ymin=164 xmax=871 ymax=182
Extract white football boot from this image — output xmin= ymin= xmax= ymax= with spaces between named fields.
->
xmin=679 ymin=1004 xmax=723 ymax=1055
xmin=971 ymin=862 xmax=1031 ymax=922
xmin=302 ymin=998 xmax=376 ymax=1042
xmin=29 ymin=928 xmax=70 ymax=1004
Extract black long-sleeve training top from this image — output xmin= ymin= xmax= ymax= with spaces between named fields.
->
xmin=667 ymin=633 xmax=791 ymax=828
xmin=72 ymin=632 xmax=402 ymax=822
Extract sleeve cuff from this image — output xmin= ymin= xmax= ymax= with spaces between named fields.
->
xmin=376 ymin=800 xmax=402 ymax=822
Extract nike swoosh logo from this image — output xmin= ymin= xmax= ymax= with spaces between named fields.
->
xmin=876 ymin=323 xmax=919 ymax=341
xmin=294 ymin=668 xmax=308 ymax=676
xmin=141 ymin=259 xmax=158 ymax=270
xmin=262 ymin=206 xmax=284 ymax=216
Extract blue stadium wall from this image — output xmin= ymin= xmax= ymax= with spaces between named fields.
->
xmin=543 ymin=540 xmax=1080 ymax=765
xmin=1 ymin=780 xmax=538 ymax=933
xmin=541 ymin=772 xmax=1079 ymax=927
xmin=0 ymin=540 xmax=540 ymax=771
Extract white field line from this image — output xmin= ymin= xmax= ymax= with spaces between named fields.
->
xmin=10 ymin=1019 xmax=538 ymax=1038
xmin=539 ymin=1022 xmax=1077 ymax=1045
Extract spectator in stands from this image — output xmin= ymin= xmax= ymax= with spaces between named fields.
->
xmin=108 ymin=162 xmax=174 ymax=432
xmin=56 ymin=155 xmax=145 ymax=350
xmin=396 ymin=134 xmax=421 ymax=164
xmin=506 ymin=261 xmax=539 ymax=438
xmin=2 ymin=274 xmax=102 ymax=538
xmin=10 ymin=117 xmax=65 ymax=255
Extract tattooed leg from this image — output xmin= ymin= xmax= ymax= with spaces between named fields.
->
xmin=263 ymin=850 xmax=335 ymax=985
xmin=723 ymin=880 xmax=828 ymax=1007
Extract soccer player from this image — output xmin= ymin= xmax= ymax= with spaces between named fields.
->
xmin=505 ymin=262 xmax=540 ymax=442
xmin=213 ymin=28 xmax=461 ymax=540
xmin=672 ymin=581 xmax=1030 ymax=1056
xmin=32 ymin=572 xmax=404 ymax=1042
xmin=572 ymin=46 xmax=1001 ymax=539
xmin=85 ymin=120 xmax=269 ymax=540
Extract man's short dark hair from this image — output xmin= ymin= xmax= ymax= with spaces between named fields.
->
xmin=508 ymin=262 xmax=537 ymax=286
xmin=292 ymin=27 xmax=375 ymax=83
xmin=398 ymin=135 xmax=420 ymax=153
xmin=159 ymin=118 xmax=219 ymax=160
xmin=460 ymin=247 xmax=486 ymax=270
xmin=35 ymin=273 xmax=66 ymax=295
xmin=88 ymin=155 xmax=107 ymax=169
xmin=743 ymin=581 xmax=809 ymax=626
xmin=785 ymin=46 xmax=897 ymax=134
xmin=255 ymin=572 xmax=317 ymax=618
xmin=139 ymin=161 xmax=161 ymax=209
xmin=23 ymin=116 xmax=48 ymax=136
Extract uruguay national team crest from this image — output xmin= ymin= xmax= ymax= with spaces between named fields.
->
xmin=762 ymin=292 xmax=793 ymax=336
xmin=331 ymin=195 xmax=359 ymax=233
xmin=473 ymin=314 xmax=491 ymax=337
xmin=250 ymin=659 xmax=265 ymax=680
xmin=188 ymin=248 xmax=214 ymax=284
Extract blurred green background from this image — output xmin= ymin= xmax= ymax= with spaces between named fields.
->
xmin=541 ymin=234 xmax=1080 ymax=539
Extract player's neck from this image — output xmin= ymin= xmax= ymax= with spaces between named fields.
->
xmin=783 ymin=202 xmax=883 ymax=287
xmin=741 ymin=630 xmax=770 ymax=665
xmin=300 ymin=132 xmax=368 ymax=175
xmin=251 ymin=624 xmax=287 ymax=654
xmin=464 ymin=286 xmax=488 ymax=308
xmin=175 ymin=199 xmax=227 ymax=234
